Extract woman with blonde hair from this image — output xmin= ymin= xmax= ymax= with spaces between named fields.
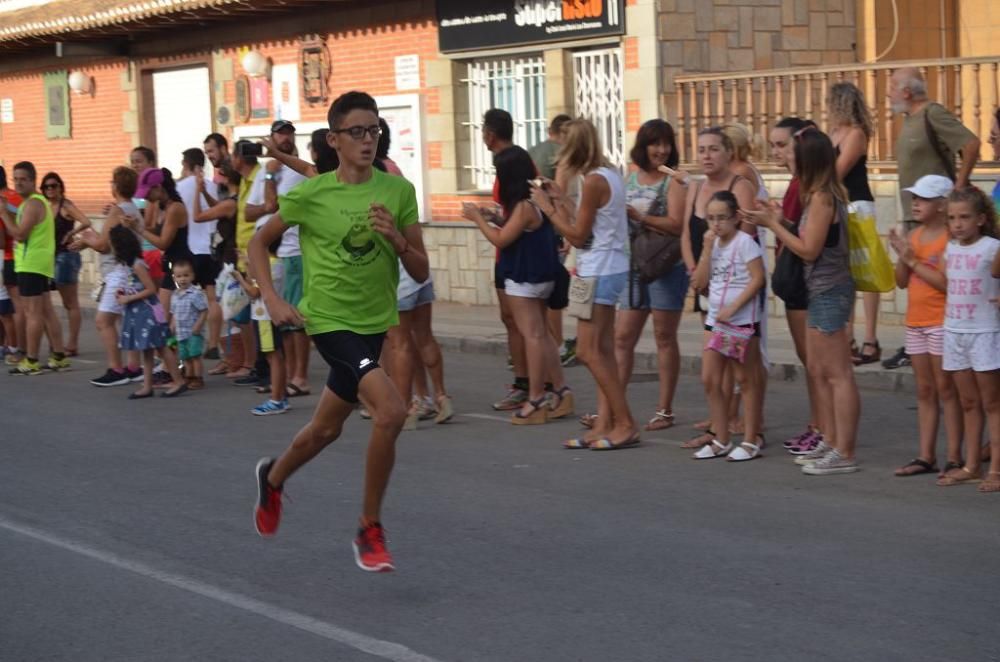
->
xmin=531 ymin=118 xmax=639 ymax=450
xmin=828 ymin=81 xmax=882 ymax=365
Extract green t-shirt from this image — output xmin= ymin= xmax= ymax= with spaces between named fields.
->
xmin=528 ymin=139 xmax=559 ymax=180
xmin=278 ymin=168 xmax=418 ymax=335
xmin=14 ymin=193 xmax=55 ymax=278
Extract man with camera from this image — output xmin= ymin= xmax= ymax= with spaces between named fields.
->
xmin=260 ymin=119 xmax=312 ymax=396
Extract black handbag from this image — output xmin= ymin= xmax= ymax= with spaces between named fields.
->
xmin=547 ymin=263 xmax=570 ymax=310
xmin=771 ymin=244 xmax=806 ymax=306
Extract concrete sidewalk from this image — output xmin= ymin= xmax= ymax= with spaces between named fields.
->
xmin=71 ymin=293 xmax=914 ymax=393
xmin=428 ymin=301 xmax=915 ymax=394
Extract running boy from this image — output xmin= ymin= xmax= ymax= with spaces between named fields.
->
xmin=169 ymin=258 xmax=208 ymax=389
xmin=249 ymin=91 xmax=428 ymax=572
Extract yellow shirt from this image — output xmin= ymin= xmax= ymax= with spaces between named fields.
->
xmin=236 ymin=164 xmax=262 ymax=271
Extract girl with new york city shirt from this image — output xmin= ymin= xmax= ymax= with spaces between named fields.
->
xmin=934 ymin=187 xmax=1000 ymax=491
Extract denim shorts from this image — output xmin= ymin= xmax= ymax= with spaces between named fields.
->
xmin=807 ymin=281 xmax=854 ymax=334
xmin=54 ymin=251 xmax=82 ymax=285
xmin=618 ymin=263 xmax=690 ymax=311
xmin=591 ymin=271 xmax=628 ymax=307
xmin=398 ymin=281 xmax=435 ymax=312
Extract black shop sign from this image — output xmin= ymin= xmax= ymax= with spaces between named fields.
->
xmin=436 ymin=0 xmax=625 ymax=53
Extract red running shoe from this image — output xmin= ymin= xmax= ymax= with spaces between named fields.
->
xmin=353 ymin=522 xmax=395 ymax=572
xmin=254 ymin=458 xmax=282 ymax=536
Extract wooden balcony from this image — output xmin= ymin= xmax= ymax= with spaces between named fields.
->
xmin=671 ymin=56 xmax=1000 ymax=169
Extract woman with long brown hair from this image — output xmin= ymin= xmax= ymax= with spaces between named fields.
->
xmin=744 ymin=127 xmax=862 ymax=475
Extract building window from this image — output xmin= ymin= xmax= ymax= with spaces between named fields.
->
xmin=461 ymin=55 xmax=546 ymax=190
xmin=573 ymin=47 xmax=625 ymax=169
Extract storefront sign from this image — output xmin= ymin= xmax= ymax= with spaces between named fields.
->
xmin=0 ymin=98 xmax=13 ymax=123
xmin=249 ymin=77 xmax=269 ymax=119
xmin=436 ymin=0 xmax=624 ymax=53
xmin=272 ymin=63 xmax=300 ymax=121
xmin=394 ymin=55 xmax=420 ymax=91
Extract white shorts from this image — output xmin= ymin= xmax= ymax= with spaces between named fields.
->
xmin=504 ymin=279 xmax=554 ymax=299
xmin=943 ymin=330 xmax=1000 ymax=372
xmin=97 ymin=266 xmax=128 ymax=315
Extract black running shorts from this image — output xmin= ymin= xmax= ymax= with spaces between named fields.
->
xmin=312 ymin=330 xmax=386 ymax=403
xmin=16 ymin=271 xmax=49 ymax=297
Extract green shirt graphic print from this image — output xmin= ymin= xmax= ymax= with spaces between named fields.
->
xmin=278 ymin=168 xmax=419 ymax=336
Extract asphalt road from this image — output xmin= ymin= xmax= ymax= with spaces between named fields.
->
xmin=2 ymin=330 xmax=998 ymax=662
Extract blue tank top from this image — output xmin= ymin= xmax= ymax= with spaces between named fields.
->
xmin=498 ymin=204 xmax=559 ymax=284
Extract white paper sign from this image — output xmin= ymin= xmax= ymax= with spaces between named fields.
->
xmin=271 ymin=63 xmax=300 ymax=122
xmin=394 ymin=55 xmax=420 ymax=91
xmin=1 ymin=98 xmax=13 ymax=123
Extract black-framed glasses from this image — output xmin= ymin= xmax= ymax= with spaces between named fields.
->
xmin=331 ymin=124 xmax=381 ymax=140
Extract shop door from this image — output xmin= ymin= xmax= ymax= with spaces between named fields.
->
xmin=152 ymin=67 xmax=212 ymax=176
xmin=572 ymin=48 xmax=625 ymax=169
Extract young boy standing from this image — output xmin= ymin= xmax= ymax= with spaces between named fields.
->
xmin=248 ymin=91 xmax=428 ymax=572
xmin=168 ymin=259 xmax=208 ymax=389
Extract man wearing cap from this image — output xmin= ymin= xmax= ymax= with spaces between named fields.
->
xmin=263 ymin=119 xmax=312 ymax=395
xmin=0 ymin=161 xmax=69 ymax=375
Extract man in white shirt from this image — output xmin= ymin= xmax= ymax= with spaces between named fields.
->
xmin=178 ymin=148 xmax=223 ymax=357
xmin=263 ymin=120 xmax=311 ymax=395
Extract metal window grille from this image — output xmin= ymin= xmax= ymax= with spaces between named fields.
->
xmin=461 ymin=55 xmax=546 ymax=190
xmin=573 ymin=48 xmax=625 ymax=169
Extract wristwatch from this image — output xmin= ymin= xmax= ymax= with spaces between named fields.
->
xmin=264 ymin=173 xmax=276 ymax=181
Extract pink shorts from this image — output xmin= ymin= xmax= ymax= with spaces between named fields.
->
xmin=905 ymin=325 xmax=944 ymax=356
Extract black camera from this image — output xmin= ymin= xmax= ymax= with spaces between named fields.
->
xmin=236 ymin=141 xmax=264 ymax=158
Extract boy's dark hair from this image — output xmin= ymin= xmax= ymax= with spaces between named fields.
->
xmin=131 ymin=146 xmax=156 ymax=165
xmin=171 ymin=257 xmax=194 ymax=272
xmin=494 ymin=145 xmax=535 ymax=218
xmin=110 ymin=224 xmax=142 ymax=266
xmin=549 ymin=114 xmax=571 ymax=134
xmin=327 ymin=91 xmax=378 ymax=130
xmin=376 ymin=118 xmax=391 ymax=159
xmin=13 ymin=161 xmax=36 ymax=181
xmin=204 ymin=132 xmax=228 ymax=150
xmin=483 ymin=108 xmax=514 ymax=142
xmin=310 ymin=128 xmax=339 ymax=174
xmin=112 ymin=166 xmax=138 ymax=199
xmin=232 ymin=140 xmax=258 ymax=166
xmin=629 ymin=119 xmax=680 ymax=171
xmin=181 ymin=148 xmax=206 ymax=169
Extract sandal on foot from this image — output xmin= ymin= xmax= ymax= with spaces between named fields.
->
xmin=512 ymin=397 xmax=549 ymax=425
xmin=563 ymin=438 xmax=591 ymax=449
xmin=681 ymin=430 xmax=714 ymax=449
xmin=939 ymin=460 xmax=962 ymax=477
xmin=727 ymin=441 xmax=761 ymax=462
xmin=937 ymin=467 xmax=981 ymax=486
xmin=579 ymin=413 xmax=598 ymax=429
xmin=435 ymin=395 xmax=454 ymax=424
xmin=693 ymin=439 xmax=732 ymax=459
xmin=548 ymin=387 xmax=575 ymax=420
xmin=645 ymin=410 xmax=675 ymax=431
xmin=692 ymin=419 xmax=711 ymax=431
xmin=590 ymin=434 xmax=641 ymax=451
xmin=853 ymin=341 xmax=881 ymax=366
xmin=895 ymin=458 xmax=938 ymax=477
xmin=208 ymin=362 xmax=230 ymax=376
xmin=977 ymin=472 xmax=1000 ymax=493
xmin=285 ymin=384 xmax=311 ymax=398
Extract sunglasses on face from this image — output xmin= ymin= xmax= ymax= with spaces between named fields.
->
xmin=42 ymin=183 xmax=60 ymax=190
xmin=332 ymin=125 xmax=381 ymax=140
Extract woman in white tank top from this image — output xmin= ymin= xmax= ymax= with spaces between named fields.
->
xmin=532 ymin=118 xmax=639 ymax=450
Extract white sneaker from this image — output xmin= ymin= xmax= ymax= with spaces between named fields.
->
xmin=802 ymin=449 xmax=859 ymax=475
xmin=794 ymin=440 xmax=833 ymax=466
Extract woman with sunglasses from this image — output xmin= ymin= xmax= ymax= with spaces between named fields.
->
xmin=41 ymin=172 xmax=91 ymax=356
xmin=743 ymin=127 xmax=862 ymax=475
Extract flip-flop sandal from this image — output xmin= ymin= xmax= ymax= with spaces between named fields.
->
xmin=937 ymin=467 xmax=982 ymax=486
xmin=693 ymin=439 xmax=732 ymax=459
xmin=939 ymin=460 xmax=962 ymax=477
xmin=286 ymin=384 xmax=311 ymax=397
xmin=644 ymin=410 xmax=675 ymax=431
xmin=208 ymin=362 xmax=230 ymax=376
xmin=978 ymin=473 xmax=1000 ymax=493
xmin=692 ymin=419 xmax=712 ymax=431
xmin=681 ymin=430 xmax=714 ymax=449
xmin=563 ymin=438 xmax=591 ymax=449
xmin=895 ymin=458 xmax=938 ymax=477
xmin=590 ymin=435 xmax=641 ymax=451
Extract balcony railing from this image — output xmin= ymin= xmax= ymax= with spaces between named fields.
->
xmin=672 ymin=56 xmax=1000 ymax=168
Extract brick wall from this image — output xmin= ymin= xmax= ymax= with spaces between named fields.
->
xmin=0 ymin=62 xmax=134 ymax=213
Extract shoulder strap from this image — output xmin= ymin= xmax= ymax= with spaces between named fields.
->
xmin=923 ymin=103 xmax=957 ymax=181
xmin=727 ymin=175 xmax=744 ymax=192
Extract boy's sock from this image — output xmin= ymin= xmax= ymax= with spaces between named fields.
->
xmin=52 ymin=351 xmax=65 ymax=361
xmin=513 ymin=376 xmax=528 ymax=391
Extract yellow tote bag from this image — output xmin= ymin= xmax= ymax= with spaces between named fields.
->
xmin=847 ymin=201 xmax=895 ymax=293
